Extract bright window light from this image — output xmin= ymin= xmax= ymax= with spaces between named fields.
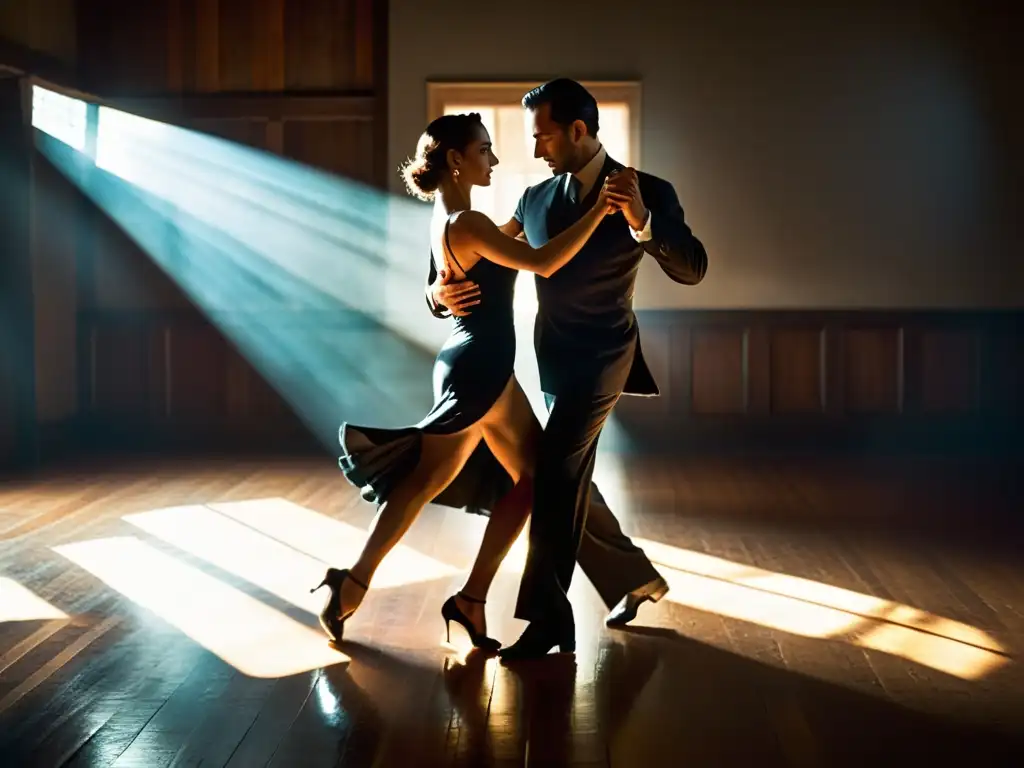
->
xmin=31 ymin=85 xmax=87 ymax=152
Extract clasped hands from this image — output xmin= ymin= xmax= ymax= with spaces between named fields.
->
xmin=598 ymin=167 xmax=649 ymax=232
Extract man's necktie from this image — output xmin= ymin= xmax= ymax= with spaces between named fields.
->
xmin=566 ymin=175 xmax=581 ymax=207
xmin=549 ymin=175 xmax=582 ymax=236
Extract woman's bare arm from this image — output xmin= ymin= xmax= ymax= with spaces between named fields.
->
xmin=453 ymin=190 xmax=613 ymax=278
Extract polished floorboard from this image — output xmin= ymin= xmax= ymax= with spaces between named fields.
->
xmin=1 ymin=452 xmax=1022 ymax=766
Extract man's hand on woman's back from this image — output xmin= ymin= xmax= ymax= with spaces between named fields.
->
xmin=432 ymin=269 xmax=481 ymax=317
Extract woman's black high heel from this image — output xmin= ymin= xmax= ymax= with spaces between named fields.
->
xmin=311 ymin=567 xmax=368 ymax=645
xmin=441 ymin=592 xmax=501 ymax=651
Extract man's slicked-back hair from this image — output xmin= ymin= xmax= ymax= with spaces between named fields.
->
xmin=522 ymin=78 xmax=599 ymax=138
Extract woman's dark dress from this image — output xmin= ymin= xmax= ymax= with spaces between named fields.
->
xmin=338 ymin=215 xmax=519 ymax=514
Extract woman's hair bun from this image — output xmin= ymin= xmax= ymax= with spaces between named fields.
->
xmin=399 ymin=112 xmax=483 ymax=201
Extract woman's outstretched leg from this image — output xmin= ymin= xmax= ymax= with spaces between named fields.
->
xmin=328 ymin=429 xmax=482 ymax=627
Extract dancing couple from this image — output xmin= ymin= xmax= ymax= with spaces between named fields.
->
xmin=313 ymin=79 xmax=708 ymax=659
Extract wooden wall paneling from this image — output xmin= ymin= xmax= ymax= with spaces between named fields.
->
xmin=254 ymin=0 xmax=286 ymax=92
xmin=691 ymin=328 xmax=746 ymax=414
xmin=746 ymin=326 xmax=771 ymax=415
xmin=668 ymin=323 xmax=693 ymax=422
xmin=371 ymin=0 xmax=388 ymax=186
xmin=920 ymin=330 xmax=979 ymax=412
xmin=109 ymin=95 xmax=377 ymax=122
xmin=283 ymin=0 xmax=327 ymax=91
xmin=217 ymin=0 xmax=256 ymax=92
xmin=769 ymin=328 xmax=824 ymax=414
xmin=981 ymin=324 xmax=1024 ymax=418
xmin=282 ymin=117 xmax=376 ymax=183
xmin=167 ymin=325 xmax=228 ymax=423
xmin=91 ymin=204 xmax=193 ymax=311
xmin=0 ymin=30 xmax=80 ymax=90
xmin=284 ymin=0 xmax=357 ymax=92
xmin=611 ymin=311 xmax=1022 ymax=453
xmin=78 ymin=0 xmax=170 ymax=95
xmin=91 ymin=323 xmax=150 ymax=419
xmin=167 ymin=0 xmax=184 ymax=92
xmin=901 ymin=323 xmax=924 ymax=416
xmin=80 ymin=313 xmax=308 ymax=440
xmin=266 ymin=121 xmax=284 ymax=154
xmin=841 ymin=328 xmax=902 ymax=413
xmin=194 ymin=0 xmax=221 ymax=93
xmin=188 ymin=117 xmax=268 ymax=149
xmin=76 ymin=0 xmax=389 ymax=185
xmin=76 ymin=167 xmax=99 ymax=421
xmin=30 ymin=143 xmax=81 ymax=426
xmin=209 ymin=316 xmax=307 ymax=437
xmin=69 ymin=309 xmax=1023 ymax=454
xmin=224 ymin=344 xmax=251 ymax=423
xmin=77 ymin=105 xmax=99 ymax=312
xmin=823 ymin=323 xmax=845 ymax=417
xmin=180 ymin=0 xmax=198 ymax=92
xmin=243 ymin=358 xmax=302 ymax=430
xmin=0 ymin=78 xmax=35 ymax=466
xmin=1000 ymin=325 xmax=1024 ymax=420
xmin=81 ymin=0 xmax=383 ymax=96
xmin=354 ymin=0 xmax=375 ymax=89
xmin=0 ymin=352 xmax=16 ymax=465
xmin=149 ymin=325 xmax=170 ymax=424
xmin=75 ymin=0 xmax=108 ymax=90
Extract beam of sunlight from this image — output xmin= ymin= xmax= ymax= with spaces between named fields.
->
xmin=661 ymin=565 xmax=865 ymax=637
xmin=124 ymin=504 xmax=340 ymax=616
xmin=32 ymin=87 xmax=450 ymax=448
xmin=52 ymin=536 xmax=347 ymax=678
xmin=879 ymin=603 xmax=1007 ymax=654
xmin=634 ymin=538 xmax=1009 ymax=680
xmin=852 ymin=621 xmax=1006 ymax=680
xmin=634 ymin=538 xmax=1006 ymax=653
xmin=203 ymin=497 xmax=461 ymax=589
xmin=93 ymin=108 xmax=394 ymax=311
xmin=124 ymin=501 xmax=458 ymax=612
xmin=0 ymin=578 xmax=68 ymax=622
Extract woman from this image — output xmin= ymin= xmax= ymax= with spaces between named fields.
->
xmin=312 ymin=113 xmax=620 ymax=650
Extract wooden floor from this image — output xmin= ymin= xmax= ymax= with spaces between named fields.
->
xmin=1 ymin=451 xmax=1023 ymax=766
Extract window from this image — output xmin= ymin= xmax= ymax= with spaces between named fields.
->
xmin=427 ymin=81 xmax=641 ymax=413
xmin=31 ymin=84 xmax=88 ymax=152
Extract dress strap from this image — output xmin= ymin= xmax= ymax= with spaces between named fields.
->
xmin=442 ymin=215 xmax=468 ymax=276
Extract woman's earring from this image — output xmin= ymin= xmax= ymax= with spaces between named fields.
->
xmin=453 ymin=168 xmax=460 ymax=179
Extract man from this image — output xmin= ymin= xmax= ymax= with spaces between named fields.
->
xmin=427 ymin=79 xmax=707 ymax=658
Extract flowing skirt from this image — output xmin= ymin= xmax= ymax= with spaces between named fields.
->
xmin=338 ymin=325 xmax=516 ymax=515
